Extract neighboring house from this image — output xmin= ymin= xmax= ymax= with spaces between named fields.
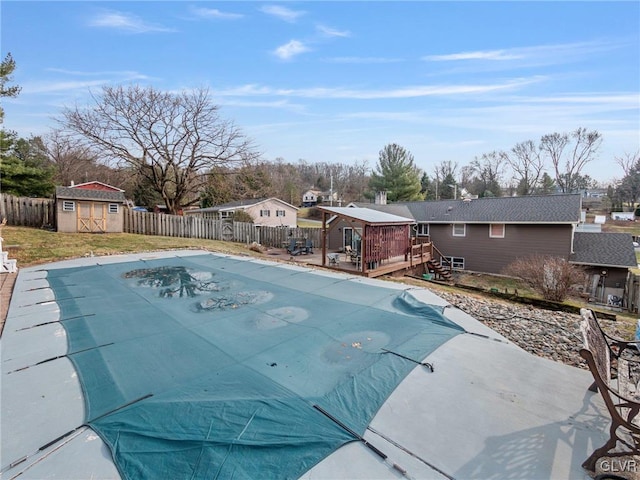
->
xmin=611 ymin=211 xmax=635 ymax=221
xmin=301 ymin=189 xmax=338 ymax=207
xmin=302 ymin=190 xmax=321 ymax=207
xmin=55 ymin=181 xmax=126 ymax=233
xmin=185 ymin=198 xmax=298 ymax=228
xmin=570 ymin=232 xmax=637 ymax=307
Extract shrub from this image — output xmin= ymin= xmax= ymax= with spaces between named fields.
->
xmin=233 ymin=210 xmax=254 ymax=223
xmin=502 ymin=254 xmax=586 ymax=302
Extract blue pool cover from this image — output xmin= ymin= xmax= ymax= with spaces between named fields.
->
xmin=46 ymin=254 xmax=464 ymax=479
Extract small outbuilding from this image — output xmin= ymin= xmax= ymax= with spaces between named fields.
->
xmin=55 ymin=181 xmax=127 ymax=233
xmin=570 ymin=232 xmax=638 ymax=307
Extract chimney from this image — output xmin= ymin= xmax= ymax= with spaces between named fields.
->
xmin=375 ymin=191 xmax=387 ymax=205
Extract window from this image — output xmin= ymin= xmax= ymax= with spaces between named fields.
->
xmin=416 ymin=223 xmax=429 ymax=236
xmin=260 ymin=209 xmax=270 ymax=217
xmin=62 ymin=201 xmax=75 ymax=212
xmin=444 ymin=256 xmax=465 ymax=270
xmin=108 ymin=203 xmax=119 ymax=214
xmin=452 ymin=224 xmax=466 ymax=237
xmin=489 ymin=223 xmax=505 ymax=238
xmin=220 ymin=211 xmax=233 ymax=218
xmin=276 ymin=210 xmax=286 ymax=217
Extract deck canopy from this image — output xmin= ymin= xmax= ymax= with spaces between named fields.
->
xmin=319 ymin=207 xmax=417 ymax=274
xmin=320 ymin=207 xmax=415 ymax=225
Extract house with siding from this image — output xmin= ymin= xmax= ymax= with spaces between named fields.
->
xmin=301 ymin=189 xmax=338 ymax=207
xmin=354 ymin=194 xmax=637 ymax=307
xmin=185 ymin=198 xmax=298 ymax=228
xmin=302 ymin=189 xmax=321 ymax=207
xmin=55 ymin=181 xmax=126 ymax=233
xmin=353 ymin=195 xmax=582 ymax=274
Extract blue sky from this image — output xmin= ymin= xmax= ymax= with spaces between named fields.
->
xmin=2 ymin=1 xmax=639 ymax=184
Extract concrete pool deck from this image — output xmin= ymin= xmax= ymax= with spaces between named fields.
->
xmin=0 ymin=250 xmax=613 ymax=479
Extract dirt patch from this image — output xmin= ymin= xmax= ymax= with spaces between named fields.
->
xmin=0 ymin=272 xmax=17 ymax=337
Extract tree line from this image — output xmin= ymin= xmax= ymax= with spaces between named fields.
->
xmin=1 ymin=53 xmax=638 ymax=215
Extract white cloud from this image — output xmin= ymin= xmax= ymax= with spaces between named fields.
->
xmin=316 ymin=24 xmax=350 ymax=38
xmin=273 ymin=40 xmax=311 ymax=60
xmin=423 ymin=40 xmax=627 ymax=64
xmin=23 ymin=80 xmax=109 ymax=94
xmin=88 ymin=10 xmax=175 ymax=33
xmin=190 ymin=7 xmax=243 ymax=20
xmin=260 ymin=5 xmax=305 ymax=23
xmin=46 ymin=68 xmax=151 ymax=80
xmin=325 ymin=57 xmax=404 ymax=64
xmin=424 ymin=50 xmax=522 ymax=61
xmin=218 ymin=77 xmax=544 ymax=99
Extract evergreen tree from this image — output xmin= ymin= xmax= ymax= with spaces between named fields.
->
xmin=439 ymin=173 xmax=457 ymax=199
xmin=0 ymin=52 xmax=21 ymax=122
xmin=420 ymin=172 xmax=437 ymax=200
xmin=0 ymin=131 xmax=55 ymax=197
xmin=368 ymin=143 xmax=423 ymax=202
xmin=537 ymin=173 xmax=556 ymax=195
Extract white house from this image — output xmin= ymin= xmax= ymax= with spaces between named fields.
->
xmin=185 ymin=198 xmax=298 ymax=228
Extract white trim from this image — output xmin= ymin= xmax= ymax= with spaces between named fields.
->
xmin=452 ymin=224 xmax=466 ymax=237
xmin=416 ymin=223 xmax=429 ymax=236
xmin=489 ymin=223 xmax=505 ymax=238
xmin=108 ymin=204 xmax=119 ymax=214
xmin=444 ymin=256 xmax=465 ymax=270
xmin=62 ymin=200 xmax=75 ymax=212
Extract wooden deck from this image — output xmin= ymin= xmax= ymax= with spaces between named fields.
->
xmin=362 ymin=247 xmax=432 ymax=278
xmin=267 ymin=242 xmax=433 ymax=279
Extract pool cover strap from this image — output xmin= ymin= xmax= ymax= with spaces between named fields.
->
xmin=48 ymin=255 xmax=464 ymax=479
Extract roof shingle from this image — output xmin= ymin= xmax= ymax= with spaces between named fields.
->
xmin=571 ymin=232 xmax=637 ymax=268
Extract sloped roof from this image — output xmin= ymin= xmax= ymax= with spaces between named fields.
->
xmin=319 ymin=206 xmax=414 ymax=224
xmin=359 ymin=194 xmax=582 ymax=224
xmin=570 ymin=232 xmax=638 ymax=268
xmin=69 ymin=181 xmax=124 ymax=192
xmin=55 ymin=186 xmax=126 ymax=203
xmin=187 ymin=197 xmax=298 ymax=213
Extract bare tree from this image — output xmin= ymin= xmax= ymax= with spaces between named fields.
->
xmin=540 ymin=128 xmax=602 ymax=194
xmin=615 ymin=151 xmax=640 ymax=177
xmin=433 ymin=160 xmax=458 ymax=199
xmin=468 ymin=151 xmax=507 ymax=197
xmin=505 ymin=140 xmax=545 ymax=195
xmin=44 ymin=129 xmax=99 ymax=186
xmin=615 ymin=151 xmax=640 ymax=208
xmin=61 ymin=85 xmax=258 ymax=214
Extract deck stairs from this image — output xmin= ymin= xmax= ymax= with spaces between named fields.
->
xmin=427 ymin=258 xmax=453 ymax=282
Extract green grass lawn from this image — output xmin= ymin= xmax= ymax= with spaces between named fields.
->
xmin=1 ymin=226 xmax=257 ymax=267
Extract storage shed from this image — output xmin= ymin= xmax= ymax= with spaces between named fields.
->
xmin=55 ymin=181 xmax=126 ymax=233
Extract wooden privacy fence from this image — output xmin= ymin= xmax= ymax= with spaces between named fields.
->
xmin=123 ymin=209 xmax=322 ymax=248
xmin=0 ymin=194 xmax=323 ymax=249
xmin=625 ymin=272 xmax=640 ymax=313
xmin=0 ymin=194 xmax=55 ymax=228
